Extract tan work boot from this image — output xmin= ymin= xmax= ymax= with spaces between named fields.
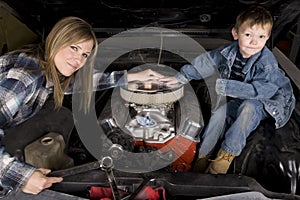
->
xmin=192 ymin=154 xmax=209 ymax=173
xmin=207 ymin=149 xmax=235 ymax=174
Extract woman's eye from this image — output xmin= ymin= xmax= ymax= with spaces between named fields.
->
xmin=82 ymin=53 xmax=89 ymax=58
xmin=70 ymin=46 xmax=78 ymax=51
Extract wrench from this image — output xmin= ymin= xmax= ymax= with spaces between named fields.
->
xmin=100 ymin=156 xmax=121 ymax=200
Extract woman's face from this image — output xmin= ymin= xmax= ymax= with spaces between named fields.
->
xmin=232 ymin=22 xmax=271 ymax=58
xmin=54 ymin=39 xmax=94 ymax=77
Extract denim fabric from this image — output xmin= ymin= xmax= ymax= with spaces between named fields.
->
xmin=178 ymin=41 xmax=295 ymax=129
xmin=177 ymin=41 xmax=295 ymax=156
xmin=199 ymin=99 xmax=268 ymax=156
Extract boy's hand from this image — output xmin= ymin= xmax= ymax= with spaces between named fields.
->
xmin=127 ymin=69 xmax=165 ymax=82
xmin=160 ymin=76 xmax=179 ymax=86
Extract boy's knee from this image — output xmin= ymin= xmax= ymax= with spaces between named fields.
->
xmin=240 ymin=100 xmax=263 ymax=114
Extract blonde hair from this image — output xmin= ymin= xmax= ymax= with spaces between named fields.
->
xmin=44 ymin=16 xmax=98 ymax=112
xmin=235 ymin=5 xmax=273 ymax=35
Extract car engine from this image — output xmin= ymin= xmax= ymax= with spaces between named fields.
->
xmin=98 ymin=79 xmax=204 ymax=172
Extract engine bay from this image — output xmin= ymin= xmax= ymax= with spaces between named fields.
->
xmin=1 ymin=0 xmax=300 ymax=199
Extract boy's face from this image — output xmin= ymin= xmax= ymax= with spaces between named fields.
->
xmin=231 ymin=22 xmax=271 ymax=58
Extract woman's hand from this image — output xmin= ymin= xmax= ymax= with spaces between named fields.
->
xmin=21 ymin=168 xmax=63 ymax=194
xmin=127 ymin=69 xmax=165 ymax=82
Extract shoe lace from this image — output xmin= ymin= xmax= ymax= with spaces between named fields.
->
xmin=210 ymin=152 xmax=234 ymax=162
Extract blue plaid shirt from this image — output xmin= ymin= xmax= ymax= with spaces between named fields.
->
xmin=0 ymin=52 xmax=127 ymax=191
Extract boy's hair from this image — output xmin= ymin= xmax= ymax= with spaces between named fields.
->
xmin=235 ymin=5 xmax=273 ymax=34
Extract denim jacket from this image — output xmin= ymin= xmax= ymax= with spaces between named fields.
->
xmin=177 ymin=41 xmax=295 ymax=129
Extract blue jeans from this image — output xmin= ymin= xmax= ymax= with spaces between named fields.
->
xmin=199 ymin=99 xmax=268 ymax=156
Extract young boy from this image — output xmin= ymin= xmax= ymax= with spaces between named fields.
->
xmin=163 ymin=5 xmax=295 ymax=174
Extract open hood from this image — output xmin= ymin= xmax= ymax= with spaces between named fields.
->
xmin=1 ymin=0 xmax=300 ymax=200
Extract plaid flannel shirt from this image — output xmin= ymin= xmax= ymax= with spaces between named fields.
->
xmin=0 ymin=52 xmax=127 ymax=191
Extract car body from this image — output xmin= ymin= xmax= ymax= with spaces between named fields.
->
xmin=1 ymin=0 xmax=300 ymax=199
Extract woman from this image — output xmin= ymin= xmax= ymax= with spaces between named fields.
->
xmin=0 ymin=16 xmax=163 ymax=195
